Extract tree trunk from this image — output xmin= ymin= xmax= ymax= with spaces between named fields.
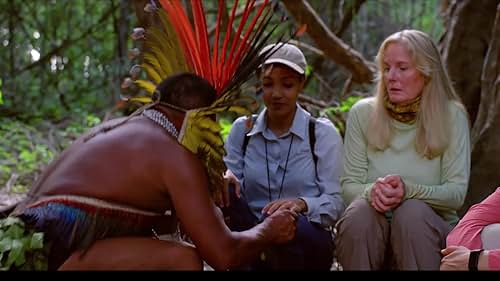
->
xmin=461 ymin=3 xmax=500 ymax=215
xmin=440 ymin=0 xmax=499 ymax=124
xmin=441 ymin=0 xmax=500 ymax=214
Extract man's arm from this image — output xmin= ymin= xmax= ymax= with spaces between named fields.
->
xmin=163 ymin=146 xmax=296 ymax=270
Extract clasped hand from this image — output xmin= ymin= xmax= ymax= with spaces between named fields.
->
xmin=370 ymin=174 xmax=405 ymax=213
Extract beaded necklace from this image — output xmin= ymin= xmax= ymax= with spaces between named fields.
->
xmin=142 ymin=109 xmax=179 ymax=138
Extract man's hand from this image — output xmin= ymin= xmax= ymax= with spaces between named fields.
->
xmin=440 ymin=246 xmax=471 ymax=271
xmin=220 ymin=169 xmax=241 ymax=207
xmin=261 ymin=198 xmax=307 ymax=215
xmin=260 ymin=209 xmax=298 ymax=244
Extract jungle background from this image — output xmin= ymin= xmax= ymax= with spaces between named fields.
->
xmin=0 ymin=0 xmax=499 ymax=217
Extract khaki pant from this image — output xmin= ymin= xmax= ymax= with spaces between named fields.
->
xmin=335 ymin=198 xmax=451 ymax=270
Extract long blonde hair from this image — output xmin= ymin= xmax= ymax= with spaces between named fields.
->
xmin=367 ymin=29 xmax=465 ymax=159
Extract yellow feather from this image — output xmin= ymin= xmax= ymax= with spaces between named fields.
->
xmin=157 ymin=9 xmax=189 ymax=71
xmin=146 ymin=29 xmax=176 ymax=75
xmin=134 ymin=79 xmax=157 ymax=94
xmin=143 ymin=53 xmax=167 ymax=79
xmin=196 ymin=117 xmax=222 ymax=132
xmin=141 ymin=63 xmax=162 ymax=84
xmin=129 ymin=96 xmax=153 ymax=103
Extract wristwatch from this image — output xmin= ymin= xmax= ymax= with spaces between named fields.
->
xmin=468 ymin=249 xmax=484 ymax=271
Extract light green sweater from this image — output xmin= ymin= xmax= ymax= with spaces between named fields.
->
xmin=341 ymin=97 xmax=470 ymax=225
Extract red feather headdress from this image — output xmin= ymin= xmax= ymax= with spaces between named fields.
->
xmin=124 ymin=0 xmax=302 ymax=196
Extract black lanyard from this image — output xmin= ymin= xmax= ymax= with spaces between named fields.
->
xmin=264 ymin=135 xmax=294 ymax=202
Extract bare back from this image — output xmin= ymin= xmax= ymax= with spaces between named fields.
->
xmin=26 ymin=116 xmax=182 ymax=213
xmin=18 ymin=113 xmax=296 ymax=270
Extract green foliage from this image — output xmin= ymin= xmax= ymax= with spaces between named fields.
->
xmin=305 ymin=65 xmax=313 ymax=79
xmin=0 ymin=113 xmax=100 ymax=194
xmin=0 ymin=217 xmax=48 ymax=271
xmin=338 ymin=96 xmax=363 ymax=113
xmin=0 ymin=79 xmax=3 ymax=105
xmin=0 ymin=121 xmax=55 ymax=193
xmin=348 ymin=0 xmax=444 ymax=60
xmin=219 ymin=117 xmax=233 ymax=142
xmin=0 ymin=1 xmax=129 ymax=121
xmin=321 ymin=96 xmax=363 ymax=136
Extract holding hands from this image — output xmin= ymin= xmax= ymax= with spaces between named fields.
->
xmin=370 ymin=174 xmax=405 ymax=213
xmin=260 ymin=209 xmax=298 ymax=244
xmin=262 ymin=198 xmax=307 ymax=216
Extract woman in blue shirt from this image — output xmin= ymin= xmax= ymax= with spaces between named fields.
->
xmin=222 ymin=43 xmax=345 ymax=270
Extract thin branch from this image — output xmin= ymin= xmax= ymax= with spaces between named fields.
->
xmin=340 ymin=75 xmax=353 ymax=99
xmin=336 ymin=0 xmax=366 ymax=37
xmin=281 ymin=0 xmax=375 ymax=84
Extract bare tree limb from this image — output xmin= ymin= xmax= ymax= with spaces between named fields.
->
xmin=298 ymin=93 xmax=327 ymax=109
xmin=289 ymin=39 xmax=324 ymax=56
xmin=340 ymin=75 xmax=353 ymax=99
xmin=281 ymin=0 xmax=375 ymax=84
xmin=336 ymin=0 xmax=366 ymax=36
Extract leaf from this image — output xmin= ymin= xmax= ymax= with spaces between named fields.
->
xmin=5 ymin=239 xmax=23 ymax=268
xmin=30 ymin=233 xmax=44 ymax=250
xmin=0 ymin=217 xmax=24 ymax=228
xmin=0 ymin=237 xmax=13 ymax=252
xmin=5 ymin=224 xmax=24 ymax=239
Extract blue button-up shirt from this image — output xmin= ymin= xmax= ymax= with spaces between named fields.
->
xmin=224 ymin=104 xmax=345 ymax=227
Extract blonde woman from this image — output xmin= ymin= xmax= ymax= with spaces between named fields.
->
xmin=335 ymin=30 xmax=471 ymax=270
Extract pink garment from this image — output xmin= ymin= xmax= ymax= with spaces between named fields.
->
xmin=447 ymin=187 xmax=500 ymax=270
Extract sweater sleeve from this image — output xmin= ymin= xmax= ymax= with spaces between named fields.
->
xmin=488 ymin=250 xmax=500 ymax=270
xmin=404 ymin=106 xmax=471 ymax=212
xmin=447 ymin=188 xmax=500 ymax=248
xmin=341 ymin=100 xmax=375 ymax=206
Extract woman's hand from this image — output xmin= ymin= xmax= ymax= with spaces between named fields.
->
xmin=370 ymin=175 xmax=405 ymax=213
xmin=262 ymin=198 xmax=307 ymax=215
xmin=220 ymin=169 xmax=241 ymax=207
xmin=440 ymin=246 xmax=471 ymax=271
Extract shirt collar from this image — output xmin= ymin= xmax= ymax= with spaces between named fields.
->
xmin=247 ymin=103 xmax=310 ymax=141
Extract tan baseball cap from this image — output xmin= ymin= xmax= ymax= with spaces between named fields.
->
xmin=259 ymin=43 xmax=307 ymax=75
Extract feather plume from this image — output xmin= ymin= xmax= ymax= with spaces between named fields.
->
xmin=127 ymin=0 xmax=299 ymax=196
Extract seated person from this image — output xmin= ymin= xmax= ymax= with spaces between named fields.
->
xmin=222 ymin=43 xmax=344 ymax=270
xmin=3 ymin=73 xmax=297 ymax=271
xmin=441 ymin=187 xmax=500 ymax=270
xmin=335 ymin=29 xmax=470 ymax=270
